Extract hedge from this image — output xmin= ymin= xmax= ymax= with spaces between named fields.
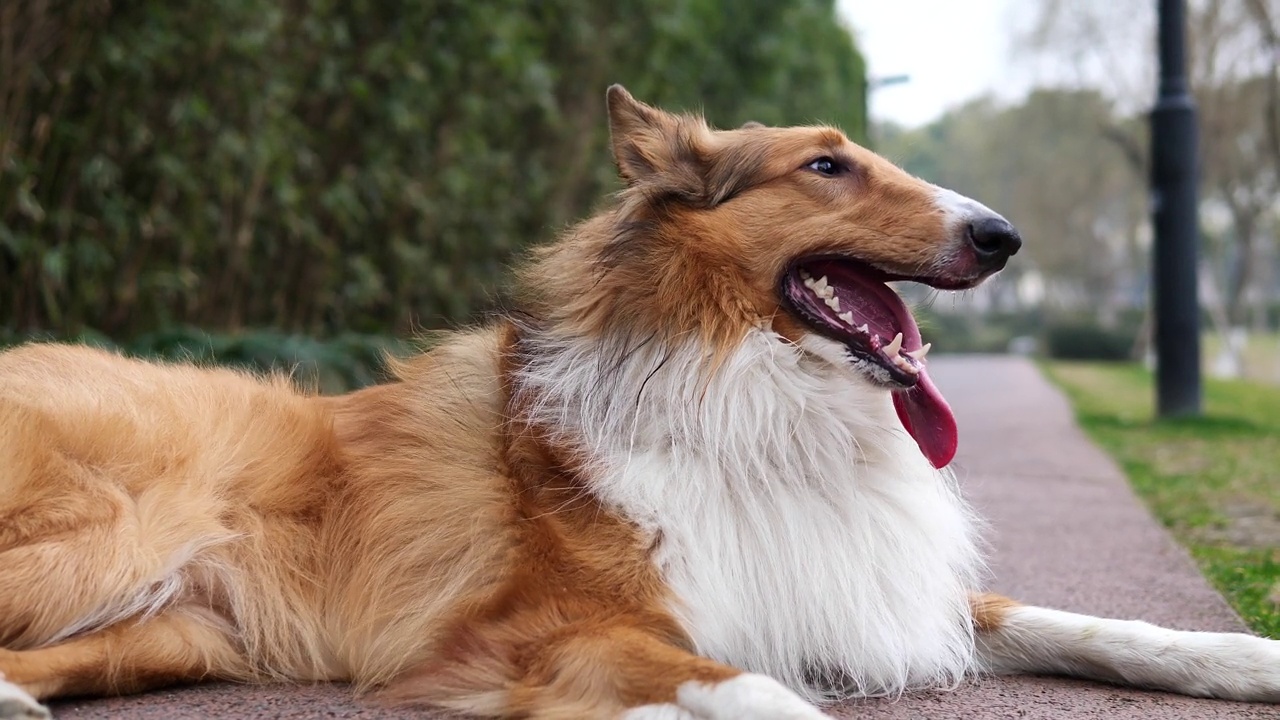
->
xmin=1 ymin=0 xmax=868 ymax=341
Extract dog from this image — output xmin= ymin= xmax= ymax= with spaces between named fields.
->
xmin=1 ymin=86 xmax=1278 ymax=720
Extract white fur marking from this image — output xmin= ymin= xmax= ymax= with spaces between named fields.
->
xmin=622 ymin=674 xmax=829 ymax=720
xmin=931 ymin=185 xmax=999 ymax=224
xmin=0 ymin=678 xmax=49 ymax=719
xmin=978 ymin=605 xmax=1280 ymax=702
xmin=679 ymin=674 xmax=830 ymax=719
xmin=516 ymin=327 xmax=984 ymax=702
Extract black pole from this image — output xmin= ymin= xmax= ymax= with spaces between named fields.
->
xmin=1151 ymin=0 xmax=1201 ymax=417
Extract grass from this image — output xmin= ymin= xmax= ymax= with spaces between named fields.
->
xmin=1044 ymin=361 xmax=1280 ymax=638
xmin=1203 ymin=332 xmax=1280 ymax=385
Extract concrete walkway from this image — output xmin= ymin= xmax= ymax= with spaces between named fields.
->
xmin=51 ymin=356 xmax=1278 ymax=719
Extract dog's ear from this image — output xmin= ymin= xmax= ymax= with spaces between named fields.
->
xmin=605 ymin=85 xmax=758 ymax=206
xmin=606 ymin=85 xmax=684 ymax=185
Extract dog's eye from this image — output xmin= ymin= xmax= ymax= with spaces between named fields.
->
xmin=805 ymin=157 xmax=843 ymax=176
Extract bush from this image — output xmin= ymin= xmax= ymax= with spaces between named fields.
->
xmin=913 ymin=307 xmax=1045 ymax=354
xmin=1043 ymin=321 xmax=1136 ymax=361
xmin=0 ymin=328 xmax=407 ymax=394
xmin=1 ymin=0 xmax=868 ymax=341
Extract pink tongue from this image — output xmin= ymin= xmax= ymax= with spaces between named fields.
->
xmin=891 ymin=368 xmax=958 ymax=469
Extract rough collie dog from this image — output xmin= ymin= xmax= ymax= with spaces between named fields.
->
xmin=2 ymin=86 xmax=1279 ymax=720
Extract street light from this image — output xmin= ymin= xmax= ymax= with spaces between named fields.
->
xmin=868 ymin=74 xmax=911 ymax=92
xmin=1150 ymin=0 xmax=1201 ymax=417
xmin=863 ymin=74 xmax=910 ymax=146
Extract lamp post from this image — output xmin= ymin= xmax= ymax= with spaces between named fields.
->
xmin=862 ymin=74 xmax=910 ymax=147
xmin=869 ymin=74 xmax=911 ymax=92
xmin=1151 ymin=0 xmax=1201 ymax=417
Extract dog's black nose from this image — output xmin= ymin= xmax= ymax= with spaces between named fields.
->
xmin=968 ymin=217 xmax=1022 ymax=269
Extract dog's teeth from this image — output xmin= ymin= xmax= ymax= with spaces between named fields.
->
xmin=800 ymin=269 xmax=812 ymax=280
xmin=884 ymin=332 xmax=903 ymax=357
xmin=856 ymin=324 xmax=870 ymax=334
xmin=824 ymin=296 xmax=841 ymax=312
xmin=813 ymin=279 xmax=834 ymax=300
xmin=839 ymin=311 xmax=854 ymax=325
xmin=807 ymin=275 xmax=834 ymax=299
xmin=904 ymin=343 xmax=932 ymax=361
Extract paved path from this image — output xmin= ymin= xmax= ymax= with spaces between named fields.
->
xmin=50 ymin=356 xmax=1278 ymax=719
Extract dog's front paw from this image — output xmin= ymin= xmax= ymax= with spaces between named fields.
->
xmin=624 ymin=674 xmax=831 ymax=720
xmin=0 ymin=678 xmax=48 ymax=720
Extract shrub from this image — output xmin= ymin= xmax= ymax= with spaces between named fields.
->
xmin=0 ymin=328 xmax=407 ymax=393
xmin=913 ymin=307 xmax=1045 ymax=354
xmin=1043 ymin=321 xmax=1136 ymax=361
xmin=1 ymin=0 xmax=868 ymax=341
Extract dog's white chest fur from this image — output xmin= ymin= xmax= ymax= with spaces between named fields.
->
xmin=518 ymin=330 xmax=984 ymax=701
xmin=615 ymin=450 xmax=980 ymax=701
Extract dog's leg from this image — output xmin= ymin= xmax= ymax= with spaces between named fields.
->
xmin=0 ymin=606 xmax=251 ymax=705
xmin=0 ymin=402 xmax=241 ymax=652
xmin=390 ymin=624 xmax=829 ymax=719
xmin=972 ymin=592 xmax=1280 ymax=701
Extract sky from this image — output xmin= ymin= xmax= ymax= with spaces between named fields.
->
xmin=837 ymin=0 xmax=1030 ymax=128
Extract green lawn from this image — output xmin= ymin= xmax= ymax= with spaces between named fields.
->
xmin=1044 ymin=362 xmax=1280 ymax=638
xmin=1203 ymin=332 xmax=1280 ymax=385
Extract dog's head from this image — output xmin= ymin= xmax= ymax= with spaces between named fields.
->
xmin=526 ymin=86 xmax=1021 ymax=468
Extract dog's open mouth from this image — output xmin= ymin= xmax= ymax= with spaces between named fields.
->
xmin=780 ymin=257 xmax=958 ymax=469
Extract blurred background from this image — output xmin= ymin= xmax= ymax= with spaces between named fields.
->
xmin=2 ymin=0 xmax=1278 ymax=390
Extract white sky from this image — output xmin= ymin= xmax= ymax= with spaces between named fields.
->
xmin=837 ymin=0 xmax=1030 ymax=128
